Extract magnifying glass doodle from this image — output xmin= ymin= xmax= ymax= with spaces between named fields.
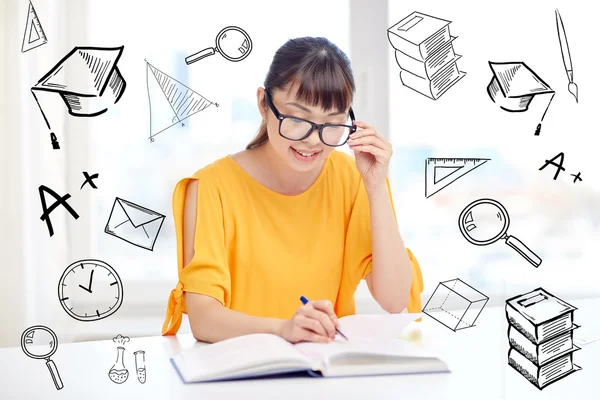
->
xmin=458 ymin=198 xmax=542 ymax=267
xmin=185 ymin=26 xmax=252 ymax=65
xmin=21 ymin=325 xmax=64 ymax=390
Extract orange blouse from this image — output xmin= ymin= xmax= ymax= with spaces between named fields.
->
xmin=162 ymin=150 xmax=424 ymax=335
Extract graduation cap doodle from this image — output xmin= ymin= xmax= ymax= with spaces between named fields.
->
xmin=486 ymin=61 xmax=555 ymax=135
xmin=31 ymin=46 xmax=127 ymax=149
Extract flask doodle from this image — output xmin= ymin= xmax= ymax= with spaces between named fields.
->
xmin=108 ymin=346 xmax=129 ymax=384
xmin=108 ymin=334 xmax=130 ymax=384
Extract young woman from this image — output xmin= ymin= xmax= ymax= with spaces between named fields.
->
xmin=162 ymin=37 xmax=424 ymax=344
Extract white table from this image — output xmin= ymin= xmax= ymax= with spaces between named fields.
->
xmin=1 ymin=299 xmax=598 ymax=400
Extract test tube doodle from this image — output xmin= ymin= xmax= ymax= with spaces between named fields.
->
xmin=134 ymin=350 xmax=146 ymax=384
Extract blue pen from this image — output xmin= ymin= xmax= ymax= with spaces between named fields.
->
xmin=300 ymin=296 xmax=349 ymax=341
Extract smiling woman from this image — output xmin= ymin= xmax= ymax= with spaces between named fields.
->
xmin=161 ymin=35 xmax=423 ymax=345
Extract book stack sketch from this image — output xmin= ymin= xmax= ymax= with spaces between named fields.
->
xmin=388 ymin=12 xmax=465 ymax=100
xmin=505 ymin=288 xmax=581 ymax=390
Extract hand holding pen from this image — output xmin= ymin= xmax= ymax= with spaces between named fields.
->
xmin=300 ymin=296 xmax=348 ymax=340
xmin=276 ymin=296 xmax=348 ymax=343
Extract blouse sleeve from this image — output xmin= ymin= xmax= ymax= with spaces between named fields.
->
xmin=338 ymin=177 xmax=424 ymax=316
xmin=162 ymin=176 xmax=231 ymax=335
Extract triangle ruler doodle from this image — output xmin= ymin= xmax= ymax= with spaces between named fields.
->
xmin=21 ymin=1 xmax=47 ymax=53
xmin=425 ymin=158 xmax=490 ymax=198
xmin=146 ymin=60 xmax=218 ymax=142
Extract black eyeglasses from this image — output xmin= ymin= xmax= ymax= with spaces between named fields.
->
xmin=264 ymin=88 xmax=357 ymax=147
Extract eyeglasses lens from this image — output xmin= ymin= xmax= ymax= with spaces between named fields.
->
xmin=280 ymin=118 xmax=352 ymax=146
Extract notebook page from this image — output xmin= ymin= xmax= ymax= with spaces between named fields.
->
xmin=338 ymin=313 xmax=422 ymax=340
xmin=294 ymin=336 xmax=437 ymax=365
xmin=173 ymin=334 xmax=312 ymax=381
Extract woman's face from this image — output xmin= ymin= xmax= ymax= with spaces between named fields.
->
xmin=258 ymin=86 xmax=351 ymax=173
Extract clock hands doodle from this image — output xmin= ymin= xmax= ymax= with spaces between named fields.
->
xmin=58 ymin=259 xmax=123 ymax=322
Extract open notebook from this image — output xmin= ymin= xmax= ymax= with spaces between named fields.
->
xmin=171 ymin=314 xmax=450 ymax=383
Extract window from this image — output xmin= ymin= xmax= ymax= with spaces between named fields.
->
xmin=387 ymin=2 xmax=600 ymax=305
xmin=86 ymin=0 xmax=351 ymax=317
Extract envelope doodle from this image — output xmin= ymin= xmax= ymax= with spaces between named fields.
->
xmin=104 ymin=198 xmax=165 ymax=251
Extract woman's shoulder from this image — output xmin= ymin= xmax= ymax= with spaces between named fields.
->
xmin=171 ymin=155 xmax=237 ymax=198
xmin=188 ymin=154 xmax=236 ymax=181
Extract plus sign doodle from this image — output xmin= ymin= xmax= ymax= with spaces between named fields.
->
xmin=570 ymin=172 xmax=583 ymax=183
xmin=538 ymin=152 xmax=582 ymax=184
xmin=80 ymin=171 xmax=99 ymax=190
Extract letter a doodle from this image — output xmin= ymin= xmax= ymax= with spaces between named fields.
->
xmin=539 ymin=152 xmax=566 ymax=180
xmin=39 ymin=185 xmax=80 ymax=237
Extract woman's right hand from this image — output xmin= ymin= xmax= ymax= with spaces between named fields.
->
xmin=276 ymin=299 xmax=340 ymax=343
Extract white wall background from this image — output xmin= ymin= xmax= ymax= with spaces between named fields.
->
xmin=1 ymin=0 xmax=599 ymax=349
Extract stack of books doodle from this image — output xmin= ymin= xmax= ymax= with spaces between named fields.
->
xmin=505 ymin=288 xmax=581 ymax=390
xmin=387 ymin=11 xmax=465 ymax=100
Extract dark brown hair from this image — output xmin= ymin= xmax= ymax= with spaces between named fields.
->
xmin=246 ymin=37 xmax=355 ymax=149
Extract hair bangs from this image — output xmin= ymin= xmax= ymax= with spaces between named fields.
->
xmin=289 ymin=59 xmax=354 ymax=113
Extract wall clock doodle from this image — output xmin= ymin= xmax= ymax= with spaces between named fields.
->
xmin=57 ymin=259 xmax=123 ymax=322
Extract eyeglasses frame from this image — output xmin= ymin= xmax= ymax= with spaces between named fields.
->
xmin=264 ymin=88 xmax=357 ymax=147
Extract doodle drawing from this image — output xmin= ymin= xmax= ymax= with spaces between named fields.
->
xmin=80 ymin=171 xmax=99 ymax=190
xmin=486 ymin=61 xmax=555 ymax=136
xmin=425 ymin=157 xmax=490 ymax=198
xmin=134 ymin=350 xmax=147 ymax=384
xmin=21 ymin=325 xmax=64 ymax=390
xmin=506 ymin=288 xmax=581 ymax=390
xmin=21 ymin=1 xmax=47 ymax=53
xmin=556 ymin=9 xmax=578 ymax=103
xmin=38 ymin=185 xmax=80 ymax=237
xmin=538 ymin=152 xmax=583 ymax=184
xmin=422 ymin=278 xmax=488 ymax=332
xmin=109 ymin=334 xmax=131 ymax=384
xmin=31 ymin=46 xmax=127 ymax=149
xmin=388 ymin=12 xmax=465 ymax=100
xmin=185 ymin=26 xmax=253 ymax=64
xmin=458 ymin=198 xmax=542 ymax=267
xmin=104 ymin=197 xmax=166 ymax=251
xmin=57 ymin=259 xmax=123 ymax=322
xmin=146 ymin=60 xmax=218 ymax=142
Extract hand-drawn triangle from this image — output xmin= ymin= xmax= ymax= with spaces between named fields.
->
xmin=146 ymin=61 xmax=216 ymax=141
xmin=425 ymin=158 xmax=490 ymax=198
xmin=21 ymin=1 xmax=47 ymax=53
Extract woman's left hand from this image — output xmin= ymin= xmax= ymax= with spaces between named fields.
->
xmin=347 ymin=121 xmax=393 ymax=192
